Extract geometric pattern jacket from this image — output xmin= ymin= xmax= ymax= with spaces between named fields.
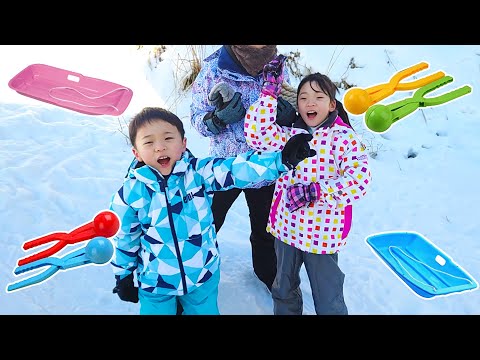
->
xmin=109 ymin=148 xmax=287 ymax=295
xmin=244 ymin=93 xmax=372 ymax=254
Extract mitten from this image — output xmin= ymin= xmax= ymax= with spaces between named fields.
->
xmin=281 ymin=133 xmax=316 ymax=170
xmin=203 ymin=91 xmax=246 ymax=135
xmin=203 ymin=112 xmax=226 ymax=135
xmin=214 ymin=91 xmax=246 ymax=125
xmin=262 ymin=54 xmax=287 ymax=98
xmin=276 ymin=97 xmax=297 ymax=127
xmin=113 ymin=273 xmax=139 ymax=303
xmin=286 ymin=182 xmax=323 ymax=212
xmin=208 ymin=82 xmax=236 ymax=109
xmin=203 ymin=82 xmax=246 ymax=135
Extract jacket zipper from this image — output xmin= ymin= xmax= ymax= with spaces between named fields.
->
xmin=160 ymin=178 xmax=188 ymax=294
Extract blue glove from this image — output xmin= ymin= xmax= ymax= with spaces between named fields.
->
xmin=203 ymin=82 xmax=246 ymax=135
xmin=203 ymin=113 xmax=226 ymax=135
xmin=214 ymin=91 xmax=246 ymax=125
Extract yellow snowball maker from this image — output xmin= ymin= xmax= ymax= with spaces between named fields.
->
xmin=343 ymin=62 xmax=445 ymax=115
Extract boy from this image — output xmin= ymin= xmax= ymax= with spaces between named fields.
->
xmin=110 ymin=107 xmax=315 ymax=315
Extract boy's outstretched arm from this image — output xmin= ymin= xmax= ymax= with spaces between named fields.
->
xmin=196 ymin=133 xmax=316 ymax=191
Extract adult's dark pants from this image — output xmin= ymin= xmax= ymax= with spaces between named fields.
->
xmin=176 ymin=183 xmax=277 ymax=315
xmin=212 ymin=184 xmax=277 ymax=289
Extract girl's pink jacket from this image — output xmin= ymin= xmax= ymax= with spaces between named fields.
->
xmin=244 ymin=94 xmax=372 ymax=254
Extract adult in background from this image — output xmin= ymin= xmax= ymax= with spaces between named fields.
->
xmin=190 ymin=45 xmax=295 ymax=293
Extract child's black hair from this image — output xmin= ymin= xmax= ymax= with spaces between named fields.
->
xmin=297 ymin=73 xmax=352 ymax=128
xmin=128 ymin=107 xmax=185 ymax=147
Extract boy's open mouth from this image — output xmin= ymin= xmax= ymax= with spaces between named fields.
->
xmin=157 ymin=156 xmax=170 ymax=167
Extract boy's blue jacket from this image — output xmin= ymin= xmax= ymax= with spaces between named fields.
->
xmin=110 ymin=148 xmax=287 ymax=296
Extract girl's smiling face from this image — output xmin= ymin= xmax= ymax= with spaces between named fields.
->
xmin=297 ymin=81 xmax=336 ymax=128
xmin=132 ymin=119 xmax=187 ymax=176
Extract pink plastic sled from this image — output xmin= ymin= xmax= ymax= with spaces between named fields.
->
xmin=8 ymin=64 xmax=133 ymax=116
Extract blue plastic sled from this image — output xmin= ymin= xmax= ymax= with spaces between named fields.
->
xmin=365 ymin=231 xmax=478 ymax=299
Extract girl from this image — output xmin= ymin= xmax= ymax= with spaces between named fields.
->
xmin=244 ymin=56 xmax=372 ymax=315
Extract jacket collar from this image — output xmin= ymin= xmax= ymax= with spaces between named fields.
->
xmin=127 ymin=149 xmax=195 ymax=184
xmin=218 ymin=45 xmax=253 ymax=77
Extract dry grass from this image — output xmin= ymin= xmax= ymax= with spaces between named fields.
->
xmin=135 ymin=45 xmax=210 ymax=110
xmin=136 ymin=45 xmax=168 ymax=69
xmin=137 ymin=45 xmax=360 ymax=115
xmin=284 ymin=50 xmax=313 ymax=80
xmin=350 ymin=117 xmax=385 ymax=159
xmin=139 ymin=45 xmax=316 ymax=93
xmin=175 ymin=45 xmax=206 ymax=91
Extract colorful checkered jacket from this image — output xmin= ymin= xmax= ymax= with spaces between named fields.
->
xmin=244 ymin=93 xmax=372 ymax=254
xmin=190 ymin=46 xmax=290 ymax=188
xmin=109 ymin=148 xmax=288 ymax=295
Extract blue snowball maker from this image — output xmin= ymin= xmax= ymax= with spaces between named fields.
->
xmin=85 ymin=236 xmax=114 ymax=264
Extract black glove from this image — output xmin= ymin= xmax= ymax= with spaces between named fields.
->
xmin=276 ymin=97 xmax=297 ymax=127
xmin=281 ymin=133 xmax=316 ymax=170
xmin=113 ymin=273 xmax=139 ymax=303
